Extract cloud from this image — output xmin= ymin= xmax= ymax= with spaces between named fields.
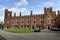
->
xmin=15 ymin=0 xmax=28 ymax=7
xmin=43 ymin=2 xmax=54 ymax=7
xmin=0 ymin=6 xmax=28 ymax=22
xmin=0 ymin=5 xmax=28 ymax=22
xmin=7 ymin=0 xmax=28 ymax=16
xmin=0 ymin=15 xmax=4 ymax=22
xmin=9 ymin=7 xmax=27 ymax=16
xmin=0 ymin=6 xmax=6 ymax=22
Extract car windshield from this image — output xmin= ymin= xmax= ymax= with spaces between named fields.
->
xmin=34 ymin=28 xmax=39 ymax=30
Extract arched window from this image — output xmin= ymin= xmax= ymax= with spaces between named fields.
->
xmin=21 ymin=25 xmax=23 ymax=28
xmin=32 ymin=26 xmax=34 ymax=29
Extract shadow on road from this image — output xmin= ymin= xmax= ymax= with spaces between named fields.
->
xmin=0 ymin=35 xmax=6 ymax=40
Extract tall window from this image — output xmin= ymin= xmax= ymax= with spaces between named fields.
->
xmin=27 ymin=25 xmax=29 ymax=28
xmin=34 ymin=21 xmax=35 ymax=24
xmin=48 ymin=20 xmax=49 ymax=22
xmin=8 ymin=14 xmax=10 ymax=16
xmin=22 ymin=21 xmax=23 ymax=23
xmin=48 ymin=16 xmax=49 ymax=18
xmin=21 ymin=25 xmax=23 ymax=28
xmin=47 ymin=15 xmax=50 ymax=20
xmin=40 ymin=17 xmax=43 ymax=21
xmin=41 ymin=21 xmax=43 ymax=24
xmin=24 ymin=25 xmax=26 ymax=28
xmin=12 ymin=22 xmax=13 ymax=24
xmin=17 ymin=22 xmax=18 ymax=24
xmin=27 ymin=21 xmax=29 ymax=24
xmin=16 ymin=19 xmax=18 ymax=21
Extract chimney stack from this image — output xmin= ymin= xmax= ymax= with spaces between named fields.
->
xmin=58 ymin=10 xmax=60 ymax=15
xmin=14 ymin=13 xmax=16 ymax=16
xmin=20 ymin=12 xmax=21 ymax=16
xmin=44 ymin=7 xmax=46 ymax=13
xmin=30 ymin=11 xmax=33 ymax=15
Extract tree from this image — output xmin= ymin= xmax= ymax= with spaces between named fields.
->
xmin=0 ymin=22 xmax=4 ymax=29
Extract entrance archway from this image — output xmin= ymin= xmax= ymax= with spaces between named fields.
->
xmin=48 ymin=26 xmax=50 ymax=30
xmin=7 ymin=26 xmax=9 ymax=29
xmin=32 ymin=26 xmax=34 ymax=29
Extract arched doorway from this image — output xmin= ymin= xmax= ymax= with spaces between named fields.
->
xmin=24 ymin=25 xmax=26 ymax=29
xmin=7 ymin=26 xmax=9 ymax=29
xmin=32 ymin=26 xmax=34 ymax=29
xmin=48 ymin=26 xmax=50 ymax=30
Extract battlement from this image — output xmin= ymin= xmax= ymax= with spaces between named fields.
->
xmin=57 ymin=10 xmax=60 ymax=15
xmin=5 ymin=7 xmax=57 ymax=18
xmin=44 ymin=7 xmax=52 ymax=13
xmin=5 ymin=9 xmax=12 ymax=13
xmin=5 ymin=9 xmax=12 ymax=19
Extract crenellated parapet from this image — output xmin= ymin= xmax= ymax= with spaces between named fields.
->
xmin=5 ymin=9 xmax=12 ymax=19
xmin=44 ymin=7 xmax=52 ymax=13
xmin=57 ymin=10 xmax=60 ymax=15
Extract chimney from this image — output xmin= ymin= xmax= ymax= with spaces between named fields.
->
xmin=44 ymin=7 xmax=46 ymax=13
xmin=20 ymin=12 xmax=21 ymax=16
xmin=30 ymin=11 xmax=33 ymax=15
xmin=14 ymin=13 xmax=16 ymax=16
xmin=58 ymin=10 xmax=60 ymax=15
xmin=5 ymin=9 xmax=8 ymax=13
xmin=50 ymin=7 xmax=52 ymax=10
xmin=50 ymin=7 xmax=52 ymax=12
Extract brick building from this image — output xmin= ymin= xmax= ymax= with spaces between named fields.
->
xmin=4 ymin=7 xmax=56 ymax=29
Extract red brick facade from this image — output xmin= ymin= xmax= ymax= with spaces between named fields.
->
xmin=4 ymin=7 xmax=56 ymax=29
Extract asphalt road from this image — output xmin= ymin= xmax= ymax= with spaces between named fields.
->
xmin=16 ymin=31 xmax=60 ymax=40
xmin=0 ymin=29 xmax=60 ymax=40
xmin=0 ymin=35 xmax=6 ymax=40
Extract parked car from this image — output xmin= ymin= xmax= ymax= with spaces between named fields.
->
xmin=34 ymin=28 xmax=41 ymax=32
xmin=50 ymin=27 xmax=59 ymax=31
xmin=58 ymin=28 xmax=60 ymax=31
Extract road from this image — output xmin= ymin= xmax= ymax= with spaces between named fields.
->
xmin=0 ymin=35 xmax=6 ymax=40
xmin=0 ymin=30 xmax=60 ymax=40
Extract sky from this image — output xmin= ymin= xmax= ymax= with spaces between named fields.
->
xmin=0 ymin=0 xmax=60 ymax=22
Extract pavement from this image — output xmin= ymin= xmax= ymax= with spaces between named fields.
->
xmin=0 ymin=29 xmax=60 ymax=40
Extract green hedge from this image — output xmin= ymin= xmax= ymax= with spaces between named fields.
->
xmin=4 ymin=29 xmax=34 ymax=33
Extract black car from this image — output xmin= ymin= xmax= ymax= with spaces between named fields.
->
xmin=50 ymin=27 xmax=59 ymax=31
xmin=34 ymin=28 xmax=41 ymax=32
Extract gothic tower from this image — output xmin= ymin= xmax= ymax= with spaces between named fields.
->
xmin=4 ymin=9 xmax=12 ymax=28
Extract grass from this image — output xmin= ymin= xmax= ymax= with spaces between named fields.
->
xmin=4 ymin=29 xmax=34 ymax=33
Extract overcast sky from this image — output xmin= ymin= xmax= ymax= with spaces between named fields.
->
xmin=0 ymin=0 xmax=60 ymax=22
